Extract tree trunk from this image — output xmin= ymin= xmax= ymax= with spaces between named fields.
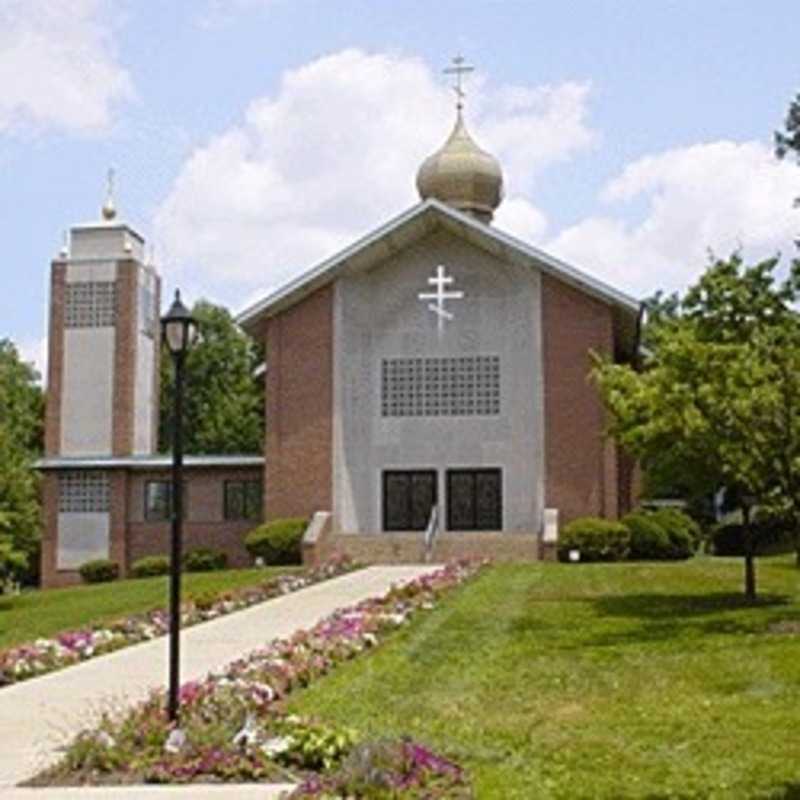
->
xmin=743 ymin=504 xmax=757 ymax=602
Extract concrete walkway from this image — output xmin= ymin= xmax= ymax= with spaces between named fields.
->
xmin=0 ymin=565 xmax=438 ymax=793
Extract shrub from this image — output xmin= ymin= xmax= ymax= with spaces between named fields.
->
xmin=649 ymin=508 xmax=702 ymax=554
xmin=188 ymin=589 xmax=219 ymax=611
xmin=557 ymin=517 xmax=630 ymax=563
xmin=183 ymin=547 xmax=227 ymax=572
xmin=245 ymin=517 xmax=307 ymax=565
xmin=623 ymin=512 xmax=671 ymax=560
xmin=130 ymin=555 xmax=170 ymax=578
xmin=711 ymin=519 xmax=794 ymax=557
xmin=78 ymin=559 xmax=119 ymax=584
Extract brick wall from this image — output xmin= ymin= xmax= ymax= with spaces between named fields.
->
xmin=126 ymin=467 xmax=263 ymax=569
xmin=541 ymin=275 xmax=619 ymax=523
xmin=39 ymin=466 xmax=264 ymax=588
xmin=44 ymin=262 xmax=65 ymax=457
xmin=263 ymin=286 xmax=333 ymax=520
xmin=112 ymin=261 xmax=138 ymax=456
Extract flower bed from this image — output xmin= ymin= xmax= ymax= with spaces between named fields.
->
xmin=0 ymin=555 xmax=357 ymax=688
xmin=29 ymin=560 xmax=484 ymax=796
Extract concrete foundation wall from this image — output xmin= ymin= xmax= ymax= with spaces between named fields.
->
xmin=320 ymin=532 xmax=539 ymax=564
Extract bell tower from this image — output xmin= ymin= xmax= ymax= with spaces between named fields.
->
xmin=44 ymin=180 xmax=161 ymax=458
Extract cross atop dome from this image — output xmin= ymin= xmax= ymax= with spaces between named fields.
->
xmin=444 ymin=55 xmax=474 ymax=112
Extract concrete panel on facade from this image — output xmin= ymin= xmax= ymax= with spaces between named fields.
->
xmin=61 ymin=328 xmax=114 ymax=455
xmin=65 ymin=260 xmax=117 ymax=283
xmin=133 ymin=331 xmax=155 ymax=454
xmin=332 ymin=228 xmax=545 ymax=535
xmin=56 ymin=512 xmax=110 ymax=568
xmin=70 ymin=226 xmax=144 ymax=262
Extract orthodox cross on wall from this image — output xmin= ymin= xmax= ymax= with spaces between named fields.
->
xmin=418 ymin=264 xmax=464 ymax=333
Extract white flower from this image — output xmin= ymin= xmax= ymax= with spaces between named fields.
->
xmin=363 ymin=633 xmax=378 ymax=647
xmin=96 ymin=731 xmax=115 ymax=748
xmin=261 ymin=735 xmax=293 ymax=757
xmin=164 ymin=727 xmax=187 ymax=754
xmin=232 ymin=713 xmax=260 ymax=748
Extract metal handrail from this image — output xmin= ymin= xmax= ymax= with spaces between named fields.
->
xmin=423 ymin=504 xmax=439 ymax=563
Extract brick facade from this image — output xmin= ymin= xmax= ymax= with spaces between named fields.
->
xmin=39 ymin=466 xmax=263 ymax=588
xmin=263 ymin=286 xmax=333 ymax=520
xmin=44 ymin=262 xmax=65 ymax=457
xmin=127 ymin=468 xmax=262 ymax=569
xmin=112 ymin=261 xmax=138 ymax=456
xmin=541 ymin=274 xmax=620 ymax=524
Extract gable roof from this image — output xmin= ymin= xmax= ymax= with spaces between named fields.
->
xmin=237 ymin=198 xmax=641 ymax=335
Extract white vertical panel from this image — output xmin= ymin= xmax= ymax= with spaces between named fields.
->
xmin=133 ymin=331 xmax=155 ymax=453
xmin=60 ymin=329 xmax=115 ymax=455
xmin=57 ymin=513 xmax=110 ymax=568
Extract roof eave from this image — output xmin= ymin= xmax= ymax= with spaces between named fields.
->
xmin=236 ymin=198 xmax=641 ymax=335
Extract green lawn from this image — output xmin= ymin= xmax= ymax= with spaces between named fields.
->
xmin=0 ymin=567 xmax=300 ymax=650
xmin=291 ymin=557 xmax=800 ymax=799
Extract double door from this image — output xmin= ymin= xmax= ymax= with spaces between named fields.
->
xmin=382 ymin=468 xmax=502 ymax=532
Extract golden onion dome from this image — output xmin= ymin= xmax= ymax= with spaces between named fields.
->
xmin=416 ymin=110 xmax=503 ymax=223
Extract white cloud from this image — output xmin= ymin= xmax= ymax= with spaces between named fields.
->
xmin=0 ymin=0 xmax=133 ymax=135
xmin=154 ymin=49 xmax=595 ymax=298
xmin=548 ymin=140 xmax=799 ymax=298
xmin=18 ymin=336 xmax=47 ymax=383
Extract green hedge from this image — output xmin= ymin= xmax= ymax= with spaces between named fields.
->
xmin=78 ymin=559 xmax=119 ymax=584
xmin=244 ymin=517 xmax=307 ymax=565
xmin=130 ymin=555 xmax=170 ymax=578
xmin=557 ymin=518 xmax=631 ymax=563
xmin=183 ymin=547 xmax=228 ymax=572
xmin=649 ymin=508 xmax=701 ymax=556
xmin=623 ymin=512 xmax=671 ymax=560
xmin=711 ymin=519 xmax=795 ymax=557
xmin=622 ymin=509 xmax=696 ymax=561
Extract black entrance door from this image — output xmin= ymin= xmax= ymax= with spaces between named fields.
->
xmin=382 ymin=470 xmax=437 ymax=531
xmin=446 ymin=468 xmax=502 ymax=531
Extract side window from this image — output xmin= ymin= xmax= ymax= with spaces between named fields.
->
xmin=145 ymin=481 xmax=171 ymax=522
xmin=144 ymin=481 xmax=187 ymax=522
xmin=224 ymin=480 xmax=262 ymax=521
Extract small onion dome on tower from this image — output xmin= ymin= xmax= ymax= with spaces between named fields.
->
xmin=416 ymin=109 xmax=504 ymax=223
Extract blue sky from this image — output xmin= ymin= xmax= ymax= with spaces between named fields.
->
xmin=2 ymin=0 xmax=799 ymax=376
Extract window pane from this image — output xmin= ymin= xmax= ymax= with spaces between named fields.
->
xmin=475 ymin=470 xmax=502 ymax=529
xmin=447 ymin=472 xmax=475 ymax=530
xmin=146 ymin=482 xmax=170 ymax=521
xmin=384 ymin=473 xmax=410 ymax=530
xmin=410 ymin=473 xmax=436 ymax=530
xmin=225 ymin=482 xmax=245 ymax=520
xmin=244 ymin=481 xmax=262 ymax=520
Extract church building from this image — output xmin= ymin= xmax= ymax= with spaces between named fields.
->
xmin=37 ymin=97 xmax=641 ymax=587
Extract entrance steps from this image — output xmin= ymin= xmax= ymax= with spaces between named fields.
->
xmin=322 ymin=531 xmax=541 ymax=565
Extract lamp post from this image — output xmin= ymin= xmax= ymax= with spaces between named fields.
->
xmin=161 ymin=290 xmax=198 ymax=723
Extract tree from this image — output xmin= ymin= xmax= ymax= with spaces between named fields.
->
xmin=776 ymin=91 xmax=800 ymax=243
xmin=159 ymin=300 xmax=264 ymax=455
xmin=593 ymin=254 xmax=800 ymax=599
xmin=775 ymin=91 xmax=800 ymax=167
xmin=0 ymin=340 xmax=43 ymax=588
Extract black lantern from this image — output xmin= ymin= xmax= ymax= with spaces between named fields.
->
xmin=162 ymin=290 xmax=198 ymax=356
xmin=160 ymin=290 xmax=197 ymax=724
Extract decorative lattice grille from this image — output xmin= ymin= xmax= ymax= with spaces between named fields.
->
xmin=64 ymin=281 xmax=117 ymax=328
xmin=58 ymin=472 xmax=110 ymax=513
xmin=381 ymin=355 xmax=501 ymax=417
